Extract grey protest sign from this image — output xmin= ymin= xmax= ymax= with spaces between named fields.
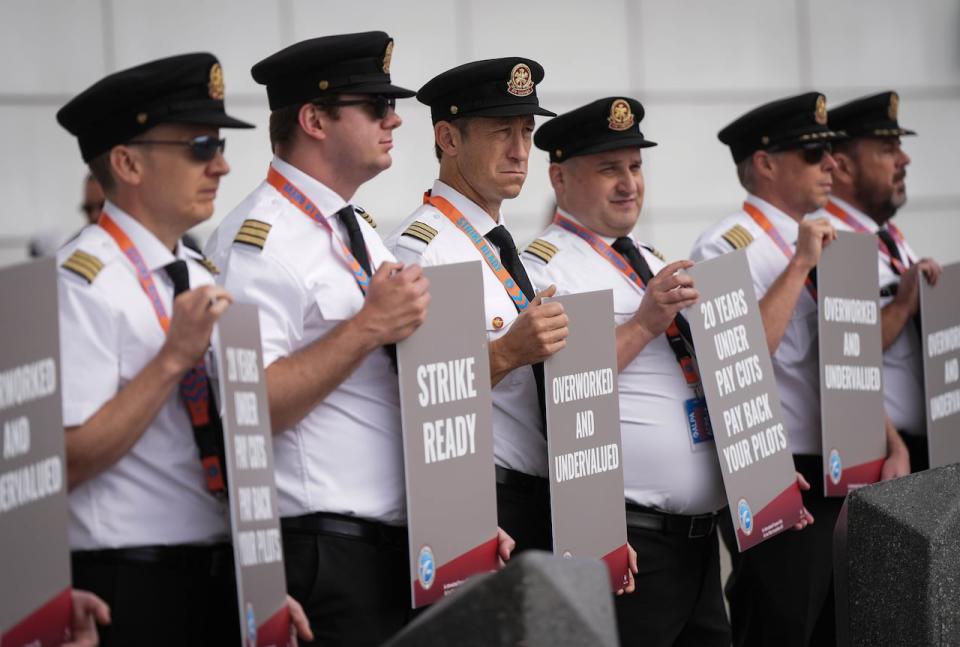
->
xmin=921 ymin=261 xmax=960 ymax=468
xmin=688 ymin=250 xmax=803 ymax=551
xmin=0 ymin=259 xmax=72 ymax=645
xmin=215 ymin=303 xmax=291 ymax=646
xmin=818 ymin=231 xmax=886 ymax=495
xmin=397 ymin=261 xmax=499 ymax=608
xmin=544 ymin=290 xmax=629 ymax=590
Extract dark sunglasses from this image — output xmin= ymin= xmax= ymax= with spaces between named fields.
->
xmin=313 ymin=95 xmax=397 ymax=120
xmin=799 ymin=143 xmax=833 ymax=165
xmin=127 ymin=135 xmax=226 ymax=161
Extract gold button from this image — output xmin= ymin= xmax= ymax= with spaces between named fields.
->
xmin=136 ymin=112 xmax=148 ymax=124
xmin=450 ymin=105 xmax=458 ymax=115
xmin=318 ymin=80 xmax=329 ymax=90
xmin=760 ymin=135 xmax=769 ymax=146
xmin=555 ymin=149 xmax=563 ymax=158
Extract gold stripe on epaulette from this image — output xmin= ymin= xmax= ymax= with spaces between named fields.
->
xmin=200 ymin=257 xmax=220 ymax=275
xmin=61 ymin=249 xmax=104 ymax=283
xmin=722 ymin=224 xmax=754 ymax=250
xmin=642 ymin=245 xmax=666 ymax=261
xmin=401 ymin=221 xmax=438 ymax=245
xmin=356 ymin=207 xmax=376 ymax=229
xmin=524 ymin=238 xmax=558 ymax=263
xmin=234 ymin=219 xmax=272 ymax=250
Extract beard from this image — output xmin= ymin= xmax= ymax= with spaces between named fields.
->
xmin=854 ymin=171 xmax=906 ymax=224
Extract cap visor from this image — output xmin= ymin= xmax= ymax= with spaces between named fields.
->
xmin=465 ymin=104 xmax=557 ymax=118
xmin=178 ymin=110 xmax=255 ymax=129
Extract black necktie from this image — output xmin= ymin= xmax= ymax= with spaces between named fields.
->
xmin=337 ymin=206 xmax=397 ymax=370
xmin=338 ymin=205 xmax=372 ymax=276
xmin=486 ymin=225 xmax=547 ymax=433
xmin=877 ymin=227 xmax=905 ymax=275
xmin=163 ymin=260 xmax=228 ymax=498
xmin=612 ymin=237 xmax=695 ymax=350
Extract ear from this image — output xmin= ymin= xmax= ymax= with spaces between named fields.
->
xmin=753 ymin=150 xmax=776 ymax=182
xmin=435 ymin=121 xmax=459 ymax=159
xmin=109 ymin=145 xmax=144 ymax=188
xmin=297 ymin=103 xmax=328 ymax=143
xmin=547 ymin=162 xmax=565 ymax=195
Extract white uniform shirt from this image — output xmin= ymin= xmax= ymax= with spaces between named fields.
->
xmin=384 ymin=180 xmax=546 ymax=477
xmin=205 ymin=157 xmax=405 ymax=524
xmin=816 ymin=197 xmax=924 ymax=434
xmin=523 ymin=213 xmax=726 ymax=514
xmin=58 ymin=202 xmax=228 ymax=549
xmin=690 ymin=193 xmax=822 ymax=455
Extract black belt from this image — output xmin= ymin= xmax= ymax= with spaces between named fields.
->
xmin=280 ymin=511 xmax=406 ymax=545
xmin=495 ymin=465 xmax=550 ymax=498
xmin=625 ymin=503 xmax=720 ymax=539
xmin=72 ymin=543 xmax=233 ymax=574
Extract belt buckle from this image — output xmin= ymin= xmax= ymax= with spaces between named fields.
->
xmin=688 ymin=514 xmax=715 ymax=539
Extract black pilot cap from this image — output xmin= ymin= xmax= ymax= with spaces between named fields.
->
xmin=57 ymin=52 xmax=253 ymax=163
xmin=534 ymin=97 xmax=657 ymax=163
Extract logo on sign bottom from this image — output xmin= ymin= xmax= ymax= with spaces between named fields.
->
xmin=829 ymin=448 xmax=843 ymax=485
xmin=418 ymin=545 xmax=436 ymax=590
xmin=738 ymin=498 xmax=753 ymax=535
xmin=244 ymin=602 xmax=256 ymax=647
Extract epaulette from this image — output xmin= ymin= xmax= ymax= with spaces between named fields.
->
xmin=523 ymin=238 xmax=558 ymax=264
xmin=355 ymin=206 xmax=376 ymax=229
xmin=233 ymin=219 xmax=272 ymax=250
xmin=641 ymin=244 xmax=666 ymax=262
xmin=721 ymin=224 xmax=754 ymax=250
xmin=401 ymin=220 xmax=439 ymax=245
xmin=199 ymin=257 xmax=220 ymax=275
xmin=61 ymin=249 xmax=104 ymax=284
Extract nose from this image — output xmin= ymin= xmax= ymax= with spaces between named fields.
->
xmin=208 ymin=149 xmax=230 ymax=176
xmin=383 ymin=108 xmax=402 ymax=130
xmin=899 ymin=148 xmax=911 ymax=167
xmin=822 ymin=151 xmax=837 ymax=172
xmin=508 ymin=129 xmax=530 ymax=162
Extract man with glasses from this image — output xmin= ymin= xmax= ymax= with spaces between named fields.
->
xmin=821 ymin=91 xmax=942 ymax=472
xmin=690 ymin=92 xmax=910 ymax=646
xmin=56 ymin=53 xmax=311 ymax=645
xmin=206 ymin=34 xmax=514 ymax=645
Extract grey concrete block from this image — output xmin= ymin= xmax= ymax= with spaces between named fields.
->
xmin=835 ymin=464 xmax=960 ymax=647
xmin=385 ymin=550 xmax=619 ymax=647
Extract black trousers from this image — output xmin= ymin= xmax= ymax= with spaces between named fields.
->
xmin=71 ymin=544 xmax=239 ymax=647
xmin=281 ymin=514 xmax=412 ymax=647
xmin=616 ymin=524 xmax=730 ymax=647
xmin=901 ymin=432 xmax=929 ymax=472
xmin=720 ymin=454 xmax=844 ymax=647
xmin=495 ymin=469 xmax=552 ymax=553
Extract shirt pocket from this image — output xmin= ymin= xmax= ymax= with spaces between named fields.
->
xmin=311 ymin=275 xmax=364 ymax=321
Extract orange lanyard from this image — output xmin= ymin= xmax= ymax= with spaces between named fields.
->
xmin=825 ymin=200 xmax=909 ymax=274
xmin=267 ymin=166 xmax=371 ymax=294
xmin=742 ymin=202 xmax=817 ymax=301
xmin=423 ymin=192 xmax=530 ymax=312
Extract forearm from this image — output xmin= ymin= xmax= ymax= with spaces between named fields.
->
xmin=488 ymin=337 xmax=518 ymax=388
xmin=266 ymin=317 xmax=381 ymax=432
xmin=66 ymin=350 xmax=184 ymax=489
xmin=615 ymin=318 xmax=656 ymax=373
xmin=885 ymin=417 xmax=908 ymax=458
xmin=880 ymin=300 xmax=912 ymax=350
xmin=759 ymin=260 xmax=810 ymax=353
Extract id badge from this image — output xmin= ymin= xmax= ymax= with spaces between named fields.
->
xmin=685 ymin=397 xmax=714 ymax=450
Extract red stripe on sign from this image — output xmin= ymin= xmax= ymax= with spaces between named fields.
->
xmin=257 ymin=604 xmax=291 ymax=647
xmin=601 ymin=542 xmax=630 ymax=592
xmin=825 ymin=457 xmax=884 ymax=497
xmin=735 ymin=481 xmax=805 ymax=552
xmin=413 ymin=536 xmax=499 ymax=607
xmin=1 ymin=586 xmax=72 ymax=646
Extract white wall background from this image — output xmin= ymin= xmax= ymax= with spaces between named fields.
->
xmin=1 ymin=0 xmax=958 ymax=268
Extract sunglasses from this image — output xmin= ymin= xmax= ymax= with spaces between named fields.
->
xmin=313 ymin=95 xmax=397 ymax=120
xmin=127 ymin=135 xmax=226 ymax=161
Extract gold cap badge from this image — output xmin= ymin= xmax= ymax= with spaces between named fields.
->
xmin=383 ymin=40 xmax=394 ymax=74
xmin=208 ymin=63 xmax=225 ymax=100
xmin=507 ymin=63 xmax=534 ymax=97
xmin=608 ymin=98 xmax=635 ymax=131
xmin=814 ymin=95 xmax=827 ymax=125
xmin=888 ymin=92 xmax=899 ymax=121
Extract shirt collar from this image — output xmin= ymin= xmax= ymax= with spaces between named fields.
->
xmin=745 ymin=192 xmax=800 ymax=243
xmin=102 ymin=201 xmax=183 ymax=271
xmin=432 ymin=179 xmax=504 ymax=235
xmin=272 ymin=156 xmax=350 ymax=223
xmin=828 ymin=196 xmax=879 ymax=232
